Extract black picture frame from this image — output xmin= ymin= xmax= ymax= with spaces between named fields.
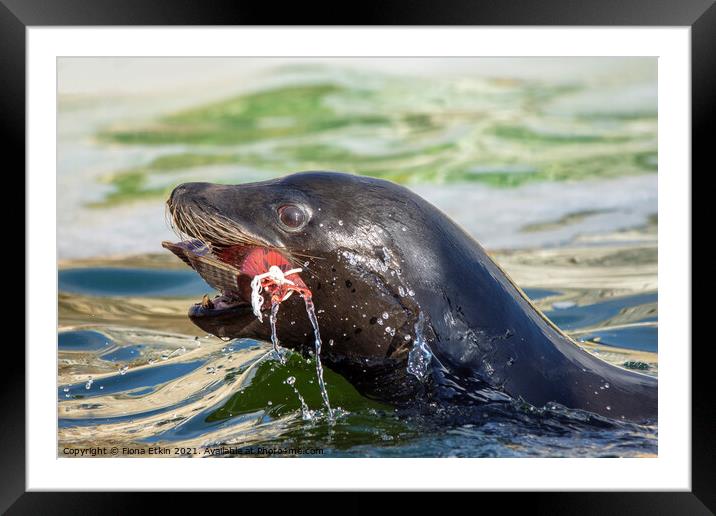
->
xmin=6 ymin=0 xmax=710 ymax=512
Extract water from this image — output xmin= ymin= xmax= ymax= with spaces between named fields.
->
xmin=406 ymin=312 xmax=433 ymax=381
xmin=251 ymin=265 xmax=333 ymax=415
xmin=57 ymin=242 xmax=657 ymax=457
xmin=303 ymin=296 xmax=333 ymax=418
xmin=57 ymin=58 xmax=657 ymax=457
xmin=265 ymin=288 xmax=332 ymax=417
xmin=57 ymin=58 xmax=656 ymax=259
xmin=284 ymin=376 xmax=312 ymax=420
xmin=268 ymin=302 xmax=283 ymax=362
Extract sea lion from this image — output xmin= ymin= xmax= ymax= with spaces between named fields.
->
xmin=164 ymin=171 xmax=657 ymax=423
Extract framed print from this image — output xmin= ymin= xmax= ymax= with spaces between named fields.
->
xmin=6 ymin=0 xmax=712 ymax=511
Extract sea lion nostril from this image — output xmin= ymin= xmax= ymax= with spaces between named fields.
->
xmin=168 ymin=184 xmax=188 ymax=206
xmin=169 ymin=182 xmax=214 ymax=206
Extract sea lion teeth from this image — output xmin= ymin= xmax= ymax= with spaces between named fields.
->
xmin=201 ymin=294 xmax=214 ymax=309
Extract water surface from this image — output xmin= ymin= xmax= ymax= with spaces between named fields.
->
xmin=58 ymin=242 xmax=658 ymax=457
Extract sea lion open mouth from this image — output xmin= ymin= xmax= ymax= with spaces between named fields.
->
xmin=163 ymin=190 xmax=310 ymax=326
xmin=161 ymin=239 xmax=308 ymax=319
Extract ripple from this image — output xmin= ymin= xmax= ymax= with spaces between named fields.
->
xmin=59 ymin=267 xmax=213 ymax=298
xmin=59 ymin=360 xmax=206 ymax=399
xmin=59 ymin=330 xmax=113 ymax=352
xmin=57 ymin=243 xmax=658 ymax=457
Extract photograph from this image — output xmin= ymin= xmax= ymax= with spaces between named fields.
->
xmin=56 ymin=56 xmax=659 ymax=458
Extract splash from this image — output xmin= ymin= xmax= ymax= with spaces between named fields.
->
xmin=268 ymin=302 xmax=285 ymax=363
xmin=407 ymin=311 xmax=433 ymax=381
xmin=285 ymin=376 xmax=313 ymax=420
xmin=250 ymin=266 xmax=333 ymax=418
xmin=303 ymin=296 xmax=333 ymax=418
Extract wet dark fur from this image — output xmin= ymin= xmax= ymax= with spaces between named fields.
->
xmin=167 ymin=171 xmax=657 ymax=423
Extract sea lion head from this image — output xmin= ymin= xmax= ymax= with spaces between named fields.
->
xmin=165 ymin=172 xmax=433 ymax=401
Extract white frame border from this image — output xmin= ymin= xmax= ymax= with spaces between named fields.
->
xmin=28 ymin=27 xmax=690 ymax=491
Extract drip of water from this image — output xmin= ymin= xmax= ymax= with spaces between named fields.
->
xmin=285 ymin=376 xmax=312 ymax=420
xmin=269 ymin=301 xmax=285 ymax=363
xmin=249 ymin=269 xmax=332 ymax=418
xmin=407 ymin=311 xmax=433 ymax=381
xmin=302 ymin=295 xmax=333 ymax=418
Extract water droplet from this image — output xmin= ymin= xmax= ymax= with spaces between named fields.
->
xmin=407 ymin=312 xmax=432 ymax=381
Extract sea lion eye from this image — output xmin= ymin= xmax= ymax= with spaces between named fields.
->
xmin=278 ymin=204 xmax=306 ymax=229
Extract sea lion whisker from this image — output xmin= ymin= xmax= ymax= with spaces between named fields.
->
xmin=287 ymin=251 xmax=327 ymax=261
xmin=186 ymin=206 xmax=215 ymax=246
xmin=191 ymin=209 xmax=234 ymax=242
xmin=172 ymin=206 xmax=190 ymax=241
xmin=170 ymin=200 xmax=323 ymax=279
xmin=206 ymin=213 xmax=257 ymax=246
xmin=163 ymin=203 xmax=174 ymax=233
xmin=182 ymin=208 xmax=209 ymax=246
